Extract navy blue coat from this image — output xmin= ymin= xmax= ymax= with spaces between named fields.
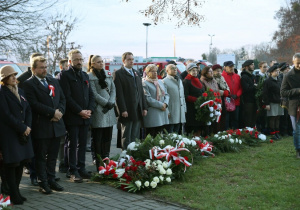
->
xmin=23 ymin=76 xmax=66 ymax=139
xmin=0 ymin=86 xmax=34 ymax=164
xmin=58 ymin=67 xmax=95 ymax=126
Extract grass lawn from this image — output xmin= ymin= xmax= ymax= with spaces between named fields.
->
xmin=149 ymin=137 xmax=300 ymax=209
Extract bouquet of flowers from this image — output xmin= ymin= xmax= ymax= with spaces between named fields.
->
xmin=195 ymin=88 xmax=222 ymax=126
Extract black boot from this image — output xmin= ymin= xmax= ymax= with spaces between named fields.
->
xmin=16 ymin=165 xmax=26 ymax=201
xmin=5 ymin=166 xmax=23 ymax=205
xmin=102 ymin=140 xmax=111 ymax=159
xmin=0 ymin=166 xmax=10 ymax=195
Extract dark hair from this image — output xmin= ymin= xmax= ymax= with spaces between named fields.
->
xmin=122 ymin=52 xmax=133 ymax=61
xmin=59 ymin=59 xmax=68 ymax=66
xmin=201 ymin=66 xmax=211 ymax=76
xmin=87 ymin=55 xmax=101 ymax=72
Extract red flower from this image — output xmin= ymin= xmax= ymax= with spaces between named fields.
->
xmin=131 ymin=166 xmax=138 ymax=172
xmin=122 ymin=162 xmax=126 ymax=168
xmin=174 ymin=159 xmax=181 ymax=165
xmin=104 ymin=170 xmax=110 ymax=176
xmin=125 ymin=166 xmax=130 ymax=171
xmin=214 ymin=92 xmax=217 ymax=96
xmin=255 ymin=131 xmax=259 ymax=135
xmin=131 ymin=160 xmax=136 ymax=164
xmin=142 ymin=162 xmax=146 ymax=166
xmin=213 ymin=105 xmax=218 ymax=110
xmin=217 ymin=92 xmax=220 ymax=96
xmin=209 ymin=101 xmax=214 ymax=106
xmin=245 ymin=130 xmax=249 ymax=133
xmin=209 ymin=89 xmax=213 ymax=92
xmin=184 ymin=156 xmax=189 ymax=161
xmin=112 ymin=173 xmax=118 ymax=179
xmin=204 ymin=136 xmax=208 ymax=139
xmin=214 ymin=98 xmax=219 ymax=102
xmin=235 ymin=130 xmax=241 ymax=135
xmin=203 ymin=93 xmax=208 ymax=97
xmin=110 ymin=169 xmax=116 ymax=174
xmin=207 ymin=147 xmax=212 ymax=152
xmin=270 ymin=139 xmax=274 ymax=143
xmin=201 ymin=152 xmax=205 ymax=156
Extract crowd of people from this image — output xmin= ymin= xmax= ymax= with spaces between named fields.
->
xmin=0 ymin=49 xmax=300 ymax=205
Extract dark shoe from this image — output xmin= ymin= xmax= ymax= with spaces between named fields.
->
xmin=18 ymin=190 xmax=27 ymax=201
xmin=31 ymin=179 xmax=39 ymax=186
xmin=66 ymin=171 xmax=71 ymax=178
xmin=55 ymin=177 xmax=60 ymax=182
xmin=70 ymin=172 xmax=83 ymax=183
xmin=39 ymin=182 xmax=52 ymax=194
xmin=11 ymin=195 xmax=24 ymax=205
xmin=49 ymin=181 xmax=64 ymax=191
xmin=79 ymin=170 xmax=91 ymax=179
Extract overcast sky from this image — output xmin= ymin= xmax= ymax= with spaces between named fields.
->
xmin=54 ymin=0 xmax=286 ymax=60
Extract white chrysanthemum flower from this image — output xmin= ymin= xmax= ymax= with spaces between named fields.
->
xmin=210 ymin=113 xmax=214 ymax=118
xmin=235 ymin=138 xmax=239 ymax=143
xmin=239 ymin=140 xmax=242 ymax=144
xmin=229 ymin=138 xmax=234 ymax=143
xmin=221 ymin=135 xmax=226 ymax=140
xmin=209 ymin=107 xmax=214 ymax=112
xmin=156 ymin=160 xmax=162 ymax=165
xmin=162 ymin=161 xmax=169 ymax=169
xmin=159 ymin=140 xmax=165 ymax=146
xmin=159 ymin=175 xmax=164 ymax=182
xmin=193 ymin=136 xmax=201 ymax=141
xmin=135 ymin=180 xmax=142 ymax=188
xmin=207 ymin=121 xmax=211 ymax=125
xmin=166 ymin=168 xmax=172 ymax=175
xmin=159 ymin=168 xmax=166 ymax=175
xmin=172 ymin=133 xmax=178 ymax=138
xmin=115 ymin=169 xmax=125 ymax=177
xmin=166 ymin=177 xmax=171 ymax=182
xmin=178 ymin=135 xmax=182 ymax=139
xmin=156 ymin=164 xmax=163 ymax=171
xmin=214 ymin=134 xmax=219 ymax=138
xmin=150 ymin=181 xmax=157 ymax=188
xmin=153 ymin=176 xmax=160 ymax=183
xmin=120 ymin=150 xmax=127 ymax=158
xmin=144 ymin=181 xmax=149 ymax=187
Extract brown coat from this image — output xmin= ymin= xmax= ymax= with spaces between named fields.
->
xmin=280 ymin=67 xmax=300 ymax=116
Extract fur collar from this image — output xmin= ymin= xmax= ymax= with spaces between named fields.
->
xmin=185 ymin=74 xmax=203 ymax=89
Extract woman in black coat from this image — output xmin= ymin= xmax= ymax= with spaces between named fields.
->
xmin=183 ymin=63 xmax=205 ymax=136
xmin=0 ymin=66 xmax=34 ymax=205
xmin=262 ymin=65 xmax=284 ymax=140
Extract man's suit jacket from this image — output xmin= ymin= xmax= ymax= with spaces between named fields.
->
xmin=114 ymin=66 xmax=147 ymax=123
xmin=58 ymin=67 xmax=95 ymax=126
xmin=23 ymin=75 xmax=66 ymax=139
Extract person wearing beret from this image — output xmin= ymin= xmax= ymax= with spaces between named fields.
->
xmin=263 ymin=65 xmax=284 ymax=140
xmin=281 ymin=53 xmax=300 ymax=158
xmin=222 ymin=61 xmax=242 ymax=129
xmin=278 ymin=62 xmax=293 ymax=137
xmin=240 ymin=60 xmax=257 ymax=128
xmin=0 ymin=65 xmax=34 ymax=205
xmin=23 ymin=56 xmax=66 ymax=194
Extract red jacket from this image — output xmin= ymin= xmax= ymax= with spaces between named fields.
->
xmin=222 ymin=71 xmax=242 ymax=106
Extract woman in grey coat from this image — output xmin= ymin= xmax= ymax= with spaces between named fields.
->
xmin=142 ymin=64 xmax=169 ymax=137
xmin=88 ymin=55 xmax=117 ymax=171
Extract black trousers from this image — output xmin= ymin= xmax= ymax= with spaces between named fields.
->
xmin=92 ymin=127 xmax=113 ymax=163
xmin=33 ymin=137 xmax=60 ymax=183
xmin=67 ymin=125 xmax=89 ymax=173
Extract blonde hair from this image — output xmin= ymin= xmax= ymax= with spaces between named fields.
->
xmin=87 ymin=55 xmax=101 ymax=72
xmin=68 ymin=49 xmax=82 ymax=60
xmin=31 ymin=56 xmax=47 ymax=69
xmin=29 ymin=52 xmax=43 ymax=69
xmin=145 ymin=64 xmax=157 ymax=74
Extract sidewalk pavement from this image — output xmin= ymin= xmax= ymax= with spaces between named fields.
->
xmin=16 ymin=127 xmax=188 ymax=210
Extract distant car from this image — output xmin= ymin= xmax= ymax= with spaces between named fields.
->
xmin=0 ymin=59 xmax=23 ymax=76
xmin=175 ymin=62 xmax=186 ymax=74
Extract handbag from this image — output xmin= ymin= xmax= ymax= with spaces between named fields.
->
xmin=225 ymin=97 xmax=236 ymax=112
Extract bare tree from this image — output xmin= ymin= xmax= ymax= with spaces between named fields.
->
xmin=0 ymin=0 xmax=57 ymax=47
xmin=124 ymin=0 xmax=206 ymax=27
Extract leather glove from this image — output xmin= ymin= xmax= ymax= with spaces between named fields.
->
xmin=106 ymin=102 xmax=115 ymax=110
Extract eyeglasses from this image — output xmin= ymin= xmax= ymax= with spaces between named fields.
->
xmin=72 ymin=59 xmax=84 ymax=62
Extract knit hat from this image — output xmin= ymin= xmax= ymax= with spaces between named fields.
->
xmin=186 ymin=63 xmax=198 ymax=71
xmin=0 ymin=65 xmax=18 ymax=81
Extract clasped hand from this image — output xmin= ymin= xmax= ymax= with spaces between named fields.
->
xmin=51 ymin=109 xmax=63 ymax=121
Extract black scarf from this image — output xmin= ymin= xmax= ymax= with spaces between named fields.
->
xmin=93 ymin=68 xmax=107 ymax=89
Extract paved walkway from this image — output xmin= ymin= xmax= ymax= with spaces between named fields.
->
xmin=16 ymin=127 xmax=188 ymax=210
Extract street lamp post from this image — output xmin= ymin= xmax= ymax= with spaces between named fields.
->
xmin=143 ymin=23 xmax=151 ymax=61
xmin=208 ymin=34 xmax=215 ymax=52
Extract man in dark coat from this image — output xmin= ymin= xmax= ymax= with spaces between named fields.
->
xmin=280 ymin=53 xmax=300 ymax=158
xmin=241 ymin=60 xmax=257 ymax=127
xmin=59 ymin=49 xmax=95 ymax=182
xmin=114 ymin=52 xmax=147 ymax=150
xmin=23 ymin=56 xmax=66 ymax=194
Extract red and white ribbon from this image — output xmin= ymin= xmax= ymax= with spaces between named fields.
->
xmin=0 ymin=194 xmax=11 ymax=208
xmin=48 ymin=85 xmax=55 ymax=97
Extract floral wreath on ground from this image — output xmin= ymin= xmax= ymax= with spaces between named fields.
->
xmin=195 ymin=88 xmax=222 ymax=125
xmin=93 ymin=127 xmax=269 ymax=193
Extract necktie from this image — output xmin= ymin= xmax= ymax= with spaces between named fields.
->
xmin=41 ymin=79 xmax=48 ymax=88
xmin=129 ymin=69 xmax=134 ymax=77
